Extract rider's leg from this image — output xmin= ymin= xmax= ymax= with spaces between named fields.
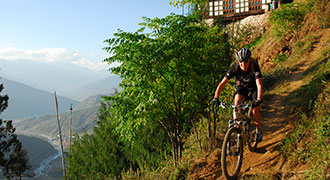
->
xmin=253 ymin=107 xmax=262 ymax=130
xmin=234 ymin=86 xmax=247 ymax=106
xmin=251 ymin=90 xmax=263 ymax=142
xmin=234 ymin=94 xmax=244 ymax=106
xmin=251 ymin=90 xmax=262 ymax=130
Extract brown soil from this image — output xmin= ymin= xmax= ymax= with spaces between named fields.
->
xmin=188 ymin=28 xmax=330 ymax=180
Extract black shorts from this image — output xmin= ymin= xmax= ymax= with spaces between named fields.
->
xmin=234 ymin=86 xmax=257 ymax=101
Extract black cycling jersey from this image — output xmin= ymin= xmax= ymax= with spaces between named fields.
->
xmin=225 ymin=60 xmax=263 ymax=90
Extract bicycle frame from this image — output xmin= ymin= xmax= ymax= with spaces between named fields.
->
xmin=219 ymin=101 xmax=258 ymax=180
xmin=219 ymin=102 xmax=256 ymax=147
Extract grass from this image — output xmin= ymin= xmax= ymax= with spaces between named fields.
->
xmin=245 ymin=36 xmax=265 ymax=49
xmin=279 ymin=46 xmax=330 ymax=179
xmin=294 ymin=35 xmax=318 ymax=56
xmin=274 ymin=54 xmax=289 ymax=64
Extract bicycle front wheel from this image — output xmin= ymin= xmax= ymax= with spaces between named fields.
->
xmin=221 ymin=127 xmax=243 ymax=180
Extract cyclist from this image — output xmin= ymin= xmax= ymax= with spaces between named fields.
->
xmin=213 ymin=48 xmax=264 ymax=142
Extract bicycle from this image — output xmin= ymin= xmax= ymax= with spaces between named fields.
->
xmin=217 ymin=101 xmax=259 ymax=180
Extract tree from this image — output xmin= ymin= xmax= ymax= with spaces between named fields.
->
xmin=0 ymin=84 xmax=30 ymax=179
xmin=168 ymin=0 xmax=208 ymax=8
xmin=168 ymin=0 xmax=209 ymax=18
xmin=103 ymin=14 xmax=232 ymax=165
xmin=3 ymin=144 xmax=30 ymax=180
xmin=65 ymin=102 xmax=130 ymax=179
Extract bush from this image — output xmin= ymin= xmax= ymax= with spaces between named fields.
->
xmin=169 ymin=166 xmax=188 ymax=180
xmin=269 ymin=2 xmax=307 ymax=41
xmin=274 ymin=54 xmax=289 ymax=63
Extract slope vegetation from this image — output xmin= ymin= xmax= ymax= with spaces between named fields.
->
xmin=187 ymin=1 xmax=330 ymax=179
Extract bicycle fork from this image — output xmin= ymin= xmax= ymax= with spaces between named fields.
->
xmin=227 ymin=129 xmax=242 ymax=156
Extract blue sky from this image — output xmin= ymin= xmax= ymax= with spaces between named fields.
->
xmin=0 ymin=0 xmax=182 ymax=71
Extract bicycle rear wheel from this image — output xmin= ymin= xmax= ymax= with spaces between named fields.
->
xmin=221 ymin=127 xmax=243 ymax=180
xmin=247 ymin=119 xmax=258 ymax=151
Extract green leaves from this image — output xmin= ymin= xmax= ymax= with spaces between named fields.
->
xmin=67 ymin=13 xmax=233 ymax=177
xmin=103 ymin=13 xmax=232 ymax=165
xmin=269 ymin=2 xmax=307 ymax=41
xmin=0 ymin=85 xmax=29 ymax=179
xmin=168 ymin=0 xmax=208 ymax=8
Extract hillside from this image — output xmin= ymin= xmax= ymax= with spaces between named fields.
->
xmin=0 ymin=77 xmax=79 ymax=120
xmin=187 ymin=1 xmax=330 ymax=179
xmin=61 ymin=0 xmax=330 ymax=179
xmin=17 ymin=135 xmax=58 ymax=176
xmin=66 ymin=75 xmax=121 ymax=101
xmin=14 ymin=94 xmax=104 ymax=139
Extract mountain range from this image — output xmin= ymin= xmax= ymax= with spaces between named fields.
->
xmin=1 ymin=77 xmax=79 ymax=120
xmin=0 ymin=59 xmax=109 ymax=95
xmin=66 ymin=75 xmax=121 ymax=101
xmin=14 ymin=94 xmax=105 ymax=138
xmin=0 ymin=74 xmax=120 ymax=119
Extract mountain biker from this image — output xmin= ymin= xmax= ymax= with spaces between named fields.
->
xmin=213 ymin=48 xmax=264 ymax=142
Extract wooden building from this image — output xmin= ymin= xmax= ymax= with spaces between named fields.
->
xmin=207 ymin=0 xmax=274 ymax=21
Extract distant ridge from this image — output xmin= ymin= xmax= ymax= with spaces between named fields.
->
xmin=0 ymin=77 xmax=79 ymax=120
xmin=66 ymin=75 xmax=121 ymax=101
xmin=14 ymin=94 xmax=105 ymax=138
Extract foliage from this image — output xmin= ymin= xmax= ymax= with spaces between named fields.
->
xmin=244 ymin=36 xmax=264 ymax=49
xmin=312 ymin=0 xmax=330 ymax=28
xmin=273 ymin=54 xmax=289 ymax=64
xmin=269 ymin=2 xmax=307 ymax=41
xmin=103 ymin=13 xmax=232 ymax=167
xmin=65 ymin=102 xmax=129 ymax=179
xmin=169 ymin=166 xmax=188 ymax=180
xmin=168 ymin=0 xmax=208 ymax=8
xmin=294 ymin=35 xmax=318 ymax=56
xmin=226 ymin=23 xmax=261 ymax=50
xmin=280 ymin=46 xmax=330 ymax=179
xmin=2 ymin=144 xmax=30 ymax=179
xmin=285 ymin=47 xmax=330 ymax=116
xmin=0 ymin=84 xmax=30 ymax=179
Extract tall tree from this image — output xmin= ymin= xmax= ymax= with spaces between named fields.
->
xmin=65 ymin=102 xmax=129 ymax=179
xmin=0 ymin=84 xmax=30 ymax=179
xmin=103 ymin=14 xmax=232 ymax=165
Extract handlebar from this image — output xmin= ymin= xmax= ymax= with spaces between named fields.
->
xmin=218 ymin=102 xmax=251 ymax=110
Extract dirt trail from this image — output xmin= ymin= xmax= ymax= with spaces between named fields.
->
xmin=238 ymin=56 xmax=312 ymax=177
xmin=188 ymin=28 xmax=330 ymax=180
xmin=231 ymin=28 xmax=330 ymax=179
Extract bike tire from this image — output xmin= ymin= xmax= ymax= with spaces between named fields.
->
xmin=221 ymin=127 xmax=243 ymax=180
xmin=247 ymin=119 xmax=258 ymax=152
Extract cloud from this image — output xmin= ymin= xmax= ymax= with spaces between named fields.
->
xmin=72 ymin=59 xmax=109 ymax=71
xmin=0 ymin=47 xmax=114 ymax=71
xmin=0 ymin=47 xmax=79 ymax=63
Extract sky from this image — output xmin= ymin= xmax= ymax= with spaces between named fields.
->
xmin=0 ymin=0 xmax=182 ymax=72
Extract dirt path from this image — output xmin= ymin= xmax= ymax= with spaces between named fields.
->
xmin=238 ymin=58 xmax=312 ymax=178
xmin=187 ymin=28 xmax=330 ymax=180
xmin=235 ymin=29 xmax=330 ymax=179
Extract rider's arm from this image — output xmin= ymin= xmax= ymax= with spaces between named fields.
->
xmin=214 ymin=77 xmax=229 ymax=99
xmin=256 ymin=78 xmax=263 ymax=101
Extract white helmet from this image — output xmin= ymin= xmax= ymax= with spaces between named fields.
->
xmin=236 ymin=48 xmax=251 ymax=62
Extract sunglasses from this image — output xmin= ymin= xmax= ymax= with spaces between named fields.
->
xmin=238 ymin=60 xmax=249 ymax=63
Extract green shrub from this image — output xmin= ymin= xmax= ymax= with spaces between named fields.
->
xmin=274 ymin=54 xmax=289 ymax=63
xmin=294 ymin=35 xmax=318 ymax=56
xmin=169 ymin=166 xmax=188 ymax=180
xmin=245 ymin=36 xmax=265 ymax=49
xmin=269 ymin=2 xmax=307 ymax=41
